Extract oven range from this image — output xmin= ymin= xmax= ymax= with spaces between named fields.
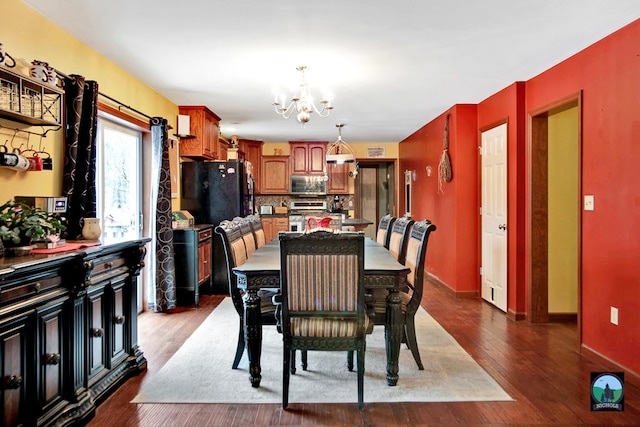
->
xmin=288 ymin=200 xmax=328 ymax=231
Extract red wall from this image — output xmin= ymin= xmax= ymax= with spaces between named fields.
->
xmin=525 ymin=20 xmax=640 ymax=375
xmin=477 ymin=83 xmax=528 ymax=317
xmin=399 ymin=105 xmax=478 ymax=294
xmin=400 ymin=19 xmax=640 ymax=375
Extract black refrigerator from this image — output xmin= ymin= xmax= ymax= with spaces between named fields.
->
xmin=180 ymin=159 xmax=255 ymax=294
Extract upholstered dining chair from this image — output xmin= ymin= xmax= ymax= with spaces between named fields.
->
xmin=367 ymin=219 xmax=436 ymax=370
xmin=387 ymin=216 xmax=415 ymax=264
xmin=376 ymin=214 xmax=396 ymax=249
xmin=215 ymin=219 xmax=278 ymax=369
xmin=234 ymin=216 xmax=258 ymax=257
xmin=278 ymin=229 xmax=367 ymax=410
xmin=246 ymin=214 xmax=266 ymax=248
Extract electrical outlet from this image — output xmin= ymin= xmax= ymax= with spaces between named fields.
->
xmin=584 ymin=195 xmax=595 ymax=211
xmin=610 ymin=307 xmax=618 ymax=325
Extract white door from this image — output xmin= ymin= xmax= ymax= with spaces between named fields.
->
xmin=481 ymin=123 xmax=507 ymax=312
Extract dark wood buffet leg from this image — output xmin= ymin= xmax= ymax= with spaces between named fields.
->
xmin=385 ymin=288 xmax=403 ymax=386
xmin=243 ymin=289 xmax=263 ymax=387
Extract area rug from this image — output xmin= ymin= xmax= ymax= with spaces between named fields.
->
xmin=132 ymin=298 xmax=512 ymax=404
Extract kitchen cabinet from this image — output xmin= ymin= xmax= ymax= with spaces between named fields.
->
xmin=261 ymin=216 xmax=289 ymax=242
xmin=327 ymin=162 xmax=349 ymax=194
xmin=239 ymin=139 xmax=263 ymax=194
xmin=178 ymin=106 xmax=221 ymax=160
xmin=218 ymin=136 xmax=229 ymax=160
xmin=0 ymin=65 xmax=64 ymax=127
xmin=289 ymin=141 xmax=327 ymax=175
xmin=261 ymin=155 xmax=290 ymax=194
xmin=0 ymin=238 xmax=149 ymax=427
xmin=173 ymin=225 xmax=213 ymax=307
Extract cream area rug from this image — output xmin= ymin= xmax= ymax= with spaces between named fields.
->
xmin=132 ymin=298 xmax=512 ymax=404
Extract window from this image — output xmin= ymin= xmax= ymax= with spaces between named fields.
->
xmin=96 ymin=118 xmax=142 ymax=239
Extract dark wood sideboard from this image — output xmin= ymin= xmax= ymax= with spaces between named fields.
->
xmin=0 ymin=238 xmax=149 ymax=427
xmin=173 ymin=224 xmax=213 ymax=307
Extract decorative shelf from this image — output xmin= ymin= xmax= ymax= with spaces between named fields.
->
xmin=0 ymin=64 xmax=64 ymax=127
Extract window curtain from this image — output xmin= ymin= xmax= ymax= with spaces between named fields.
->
xmin=62 ymin=75 xmax=98 ymax=239
xmin=149 ymin=117 xmax=177 ymax=312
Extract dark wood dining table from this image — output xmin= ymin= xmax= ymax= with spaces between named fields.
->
xmin=233 ymin=236 xmax=410 ymax=388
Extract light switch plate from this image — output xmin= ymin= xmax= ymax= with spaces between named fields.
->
xmin=584 ymin=195 xmax=595 ymax=211
xmin=611 ymin=307 xmax=618 ymax=325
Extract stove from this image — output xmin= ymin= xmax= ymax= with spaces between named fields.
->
xmin=288 ymin=200 xmax=328 ymax=231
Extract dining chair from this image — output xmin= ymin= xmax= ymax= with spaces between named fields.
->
xmin=376 ymin=214 xmax=396 ymax=249
xmin=246 ymin=214 xmax=266 ymax=248
xmin=234 ymin=216 xmax=258 ymax=257
xmin=387 ymin=216 xmax=414 ymax=264
xmin=366 ymin=219 xmax=436 ymax=370
xmin=278 ymin=229 xmax=367 ymax=410
xmin=215 ymin=219 xmax=278 ymax=369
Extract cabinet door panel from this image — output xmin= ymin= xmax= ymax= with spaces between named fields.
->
xmin=37 ymin=298 xmax=66 ymax=415
xmin=261 ymin=156 xmax=289 ymax=194
xmin=308 ymin=145 xmax=326 ymax=174
xmin=1 ymin=315 xmax=30 ymax=427
xmin=87 ymin=288 xmax=106 ymax=380
xmin=110 ymin=280 xmax=127 ymax=364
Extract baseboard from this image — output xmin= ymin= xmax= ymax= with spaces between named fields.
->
xmin=547 ymin=313 xmax=577 ymax=323
xmin=507 ymin=309 xmax=526 ymax=321
xmin=425 ymin=273 xmax=479 ymax=299
xmin=581 ymin=344 xmax=640 ymax=388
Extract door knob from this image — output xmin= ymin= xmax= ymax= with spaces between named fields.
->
xmin=498 ymin=224 xmax=507 ymax=230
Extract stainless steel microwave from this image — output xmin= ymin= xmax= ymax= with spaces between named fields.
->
xmin=290 ymin=175 xmax=327 ymax=196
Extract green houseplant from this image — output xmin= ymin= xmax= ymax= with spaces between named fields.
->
xmin=0 ymin=200 xmax=65 ymax=256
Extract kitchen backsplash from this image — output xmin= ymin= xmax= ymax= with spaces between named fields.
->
xmin=256 ymin=195 xmax=353 ymax=212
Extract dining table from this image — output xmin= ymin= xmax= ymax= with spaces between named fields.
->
xmin=233 ymin=235 xmax=410 ymax=388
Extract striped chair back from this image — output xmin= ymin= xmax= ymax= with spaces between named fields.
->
xmin=215 ymin=220 xmax=249 ymax=315
xmin=376 ymin=214 xmax=396 ymax=248
xmin=387 ymin=216 xmax=415 ymax=264
xmin=247 ymin=214 xmax=266 ymax=248
xmin=279 ymin=230 xmax=366 ymax=338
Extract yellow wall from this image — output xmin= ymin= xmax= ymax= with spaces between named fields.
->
xmin=0 ymin=0 xmax=178 ymax=204
xmin=547 ymin=107 xmax=579 ymax=313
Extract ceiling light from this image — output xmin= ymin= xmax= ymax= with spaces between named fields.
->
xmin=273 ymin=66 xmax=333 ymax=124
xmin=326 ymin=124 xmax=356 ymax=164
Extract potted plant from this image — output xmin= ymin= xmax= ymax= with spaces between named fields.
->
xmin=0 ymin=200 xmax=65 ymax=256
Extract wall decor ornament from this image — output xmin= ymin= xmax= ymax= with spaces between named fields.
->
xmin=438 ymin=113 xmax=453 ymax=194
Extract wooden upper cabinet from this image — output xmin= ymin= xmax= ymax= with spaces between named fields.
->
xmin=178 ymin=106 xmax=221 ymax=160
xmin=327 ymin=163 xmax=349 ymax=194
xmin=261 ymin=155 xmax=290 ymax=194
xmin=239 ymin=139 xmax=264 ymax=194
xmin=289 ymin=141 xmax=327 ymax=175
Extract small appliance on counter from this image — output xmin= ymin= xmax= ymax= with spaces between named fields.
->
xmin=14 ymin=196 xmax=67 ymax=214
xmin=260 ymin=205 xmax=273 ymax=215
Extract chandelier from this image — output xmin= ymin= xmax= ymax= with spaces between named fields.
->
xmin=272 ymin=66 xmax=333 ymax=124
xmin=326 ymin=124 xmax=356 ymax=165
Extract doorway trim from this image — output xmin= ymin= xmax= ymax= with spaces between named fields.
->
xmin=527 ymin=91 xmax=583 ymax=343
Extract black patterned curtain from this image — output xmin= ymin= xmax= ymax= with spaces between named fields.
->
xmin=150 ymin=118 xmax=176 ymax=311
xmin=62 ymin=75 xmax=98 ymax=239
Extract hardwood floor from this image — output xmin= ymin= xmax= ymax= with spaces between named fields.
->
xmin=88 ymin=281 xmax=640 ymax=426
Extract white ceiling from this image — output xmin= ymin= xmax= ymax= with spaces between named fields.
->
xmin=23 ymin=0 xmax=640 ymax=143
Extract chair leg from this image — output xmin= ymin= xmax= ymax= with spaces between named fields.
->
xmin=347 ymin=350 xmax=354 ymax=371
xmin=301 ymin=350 xmax=308 ymax=370
xmin=405 ymin=313 xmax=424 ymax=370
xmin=232 ymin=321 xmax=245 ymax=369
xmin=283 ymin=343 xmax=291 ymax=409
xmin=357 ymin=346 xmax=365 ymax=410
xmin=290 ymin=349 xmax=297 ymax=374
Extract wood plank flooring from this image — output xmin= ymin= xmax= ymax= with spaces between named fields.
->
xmin=87 ymin=280 xmax=640 ymax=426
